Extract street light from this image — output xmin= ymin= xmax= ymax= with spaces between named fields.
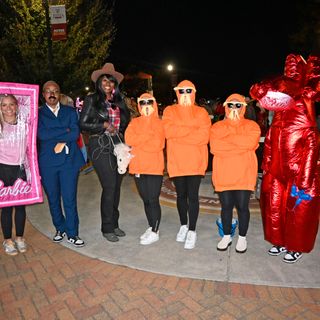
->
xmin=167 ymin=64 xmax=177 ymax=103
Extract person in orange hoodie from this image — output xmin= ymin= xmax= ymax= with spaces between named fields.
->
xmin=125 ymin=93 xmax=165 ymax=245
xmin=210 ymin=93 xmax=261 ymax=253
xmin=162 ymin=80 xmax=211 ymax=249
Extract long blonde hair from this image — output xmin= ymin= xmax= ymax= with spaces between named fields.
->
xmin=0 ymin=94 xmax=18 ymax=137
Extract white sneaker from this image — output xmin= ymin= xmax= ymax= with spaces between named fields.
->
xmin=3 ymin=240 xmax=18 ymax=256
xmin=217 ymin=235 xmax=232 ymax=251
xmin=184 ymin=231 xmax=197 ymax=249
xmin=140 ymin=231 xmax=159 ymax=245
xmin=176 ymin=225 xmax=188 ymax=242
xmin=235 ymin=236 xmax=247 ymax=253
xmin=15 ymin=238 xmax=27 ymax=253
xmin=140 ymin=227 xmax=152 ymax=240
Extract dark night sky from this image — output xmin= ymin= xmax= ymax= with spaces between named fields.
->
xmin=109 ymin=1 xmax=300 ymax=100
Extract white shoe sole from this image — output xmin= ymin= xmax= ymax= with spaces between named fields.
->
xmin=235 ymin=247 xmax=247 ymax=253
xmin=67 ymin=239 xmax=85 ymax=247
xmin=217 ymin=241 xmax=232 ymax=251
xmin=268 ymin=247 xmax=287 ymax=256
xmin=140 ymin=238 xmax=159 ymax=245
xmin=4 ymin=250 xmax=18 ymax=256
xmin=283 ymin=253 xmax=302 ymax=264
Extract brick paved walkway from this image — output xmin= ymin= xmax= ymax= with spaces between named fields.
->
xmin=0 ymin=220 xmax=319 ymax=320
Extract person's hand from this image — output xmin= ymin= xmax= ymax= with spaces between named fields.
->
xmin=107 ymin=124 xmax=116 ymax=133
xmin=108 ymin=125 xmax=116 ymax=134
xmin=104 ymin=121 xmax=116 ymax=134
xmin=249 ymin=83 xmax=269 ymax=100
xmin=54 ymin=142 xmax=66 ymax=153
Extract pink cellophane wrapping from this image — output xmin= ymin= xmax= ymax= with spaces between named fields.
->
xmin=0 ymin=82 xmax=43 ymax=207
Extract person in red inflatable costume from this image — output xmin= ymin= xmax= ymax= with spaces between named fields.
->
xmin=250 ymin=53 xmax=320 ymax=263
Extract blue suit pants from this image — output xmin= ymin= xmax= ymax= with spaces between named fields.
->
xmin=40 ymin=163 xmax=80 ymax=237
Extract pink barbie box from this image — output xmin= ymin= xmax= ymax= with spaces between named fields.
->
xmin=0 ymin=82 xmax=43 ymax=207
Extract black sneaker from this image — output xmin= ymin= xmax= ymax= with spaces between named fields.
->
xmin=103 ymin=233 xmax=119 ymax=242
xmin=53 ymin=231 xmax=66 ymax=243
xmin=114 ymin=228 xmax=126 ymax=237
xmin=283 ymin=251 xmax=302 ymax=264
xmin=67 ymin=236 xmax=85 ymax=247
xmin=268 ymin=245 xmax=287 ymax=256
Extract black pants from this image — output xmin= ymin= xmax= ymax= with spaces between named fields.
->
xmin=218 ymin=190 xmax=252 ymax=237
xmin=88 ymin=135 xmax=124 ymax=233
xmin=134 ymin=174 xmax=163 ymax=232
xmin=172 ymin=175 xmax=202 ymax=231
xmin=0 ymin=163 xmax=26 ymax=239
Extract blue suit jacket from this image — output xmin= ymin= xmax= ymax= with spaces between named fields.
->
xmin=37 ymin=104 xmax=85 ymax=170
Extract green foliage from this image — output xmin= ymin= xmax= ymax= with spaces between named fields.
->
xmin=0 ymin=0 xmax=116 ymax=97
xmin=289 ymin=1 xmax=320 ymax=56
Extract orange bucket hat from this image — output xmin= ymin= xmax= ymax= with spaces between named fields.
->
xmin=224 ymin=93 xmax=246 ymax=104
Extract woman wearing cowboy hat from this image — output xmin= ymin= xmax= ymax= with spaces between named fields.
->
xmin=79 ymin=63 xmax=131 ymax=242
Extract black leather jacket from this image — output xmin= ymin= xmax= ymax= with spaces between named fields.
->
xmin=79 ymin=93 xmax=130 ymax=137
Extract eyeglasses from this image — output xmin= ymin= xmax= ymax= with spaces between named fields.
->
xmin=178 ymin=88 xmax=193 ymax=94
xmin=138 ymin=98 xmax=155 ymax=106
xmin=174 ymin=86 xmax=196 ymax=94
xmin=44 ymin=89 xmax=60 ymax=95
xmin=224 ymin=101 xmax=247 ymax=108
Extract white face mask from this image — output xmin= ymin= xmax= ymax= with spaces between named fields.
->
xmin=227 ymin=108 xmax=241 ymax=121
xmin=141 ymin=105 xmax=155 ymax=116
xmin=178 ymin=94 xmax=192 ymax=107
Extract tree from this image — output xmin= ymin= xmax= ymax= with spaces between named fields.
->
xmin=289 ymin=0 xmax=320 ymax=55
xmin=0 ymin=0 xmax=116 ymax=97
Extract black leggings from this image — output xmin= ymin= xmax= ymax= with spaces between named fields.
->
xmin=172 ymin=175 xmax=202 ymax=231
xmin=135 ymin=174 xmax=163 ymax=232
xmin=1 ymin=206 xmax=26 ymax=239
xmin=0 ymin=163 xmax=26 ymax=239
xmin=218 ymin=190 xmax=252 ymax=237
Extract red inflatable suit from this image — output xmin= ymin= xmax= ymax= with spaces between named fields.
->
xmin=250 ymin=54 xmax=320 ymax=253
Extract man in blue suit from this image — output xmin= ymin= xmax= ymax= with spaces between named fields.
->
xmin=38 ymin=81 xmax=85 ymax=247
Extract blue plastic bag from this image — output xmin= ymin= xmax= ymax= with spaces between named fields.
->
xmin=216 ymin=218 xmax=238 ymax=237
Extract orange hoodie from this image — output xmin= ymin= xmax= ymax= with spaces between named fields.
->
xmin=209 ymin=93 xmax=261 ymax=191
xmin=125 ymin=93 xmax=165 ymax=175
xmin=162 ymin=80 xmax=211 ymax=177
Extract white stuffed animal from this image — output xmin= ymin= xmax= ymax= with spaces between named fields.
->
xmin=113 ymin=143 xmax=133 ymax=174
